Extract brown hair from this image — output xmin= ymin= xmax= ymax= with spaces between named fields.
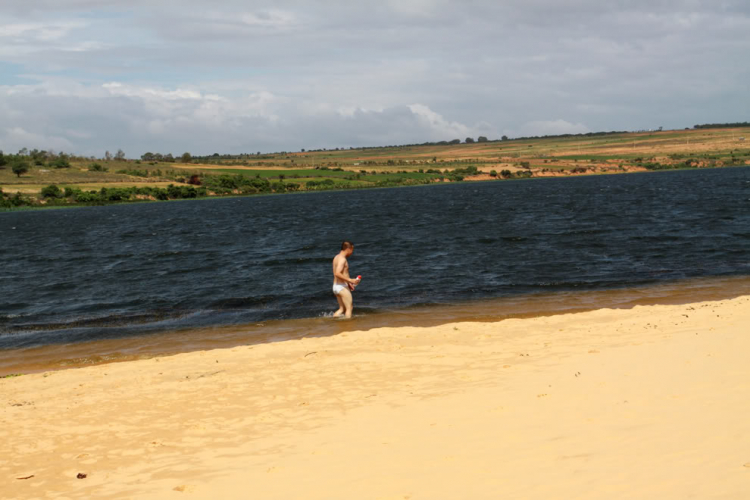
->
xmin=341 ymin=241 xmax=354 ymax=250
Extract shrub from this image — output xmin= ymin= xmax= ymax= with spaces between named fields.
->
xmin=41 ymin=184 xmax=63 ymax=198
xmin=64 ymin=187 xmax=83 ymax=198
xmin=117 ymin=168 xmax=150 ymax=177
xmin=100 ymin=187 xmax=131 ymax=201
xmin=2 ymin=192 xmax=33 ymax=207
xmin=490 ymin=170 xmax=498 ymax=177
xmin=89 ymin=163 xmax=107 ymax=172
xmin=52 ymin=157 xmax=71 ymax=169
xmin=75 ymin=191 xmax=101 ymax=203
xmin=217 ymin=174 xmax=239 ymax=189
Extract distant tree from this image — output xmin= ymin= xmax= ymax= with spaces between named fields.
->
xmin=301 ymin=148 xmax=305 ymax=152
xmin=181 ymin=152 xmax=192 ymax=163
xmin=11 ymin=157 xmax=29 ymax=178
xmin=465 ymin=137 xmax=475 ymax=144
xmin=477 ymin=136 xmax=488 ymax=142
xmin=501 ymin=135 xmax=509 ymax=141
xmin=115 ymin=149 xmax=126 ymax=161
xmin=105 ymin=150 xmax=113 ymax=161
xmin=0 ymin=151 xmax=6 ymax=168
xmin=449 ymin=139 xmax=461 ymax=145
xmin=18 ymin=147 xmax=28 ymax=156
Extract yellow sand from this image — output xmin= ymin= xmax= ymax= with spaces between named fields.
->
xmin=2 ymin=296 xmax=749 ymax=499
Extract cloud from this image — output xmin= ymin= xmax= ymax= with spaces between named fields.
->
xmin=0 ymin=1 xmax=748 ymax=154
xmin=408 ymin=104 xmax=473 ymax=140
xmin=0 ymin=21 xmax=85 ymax=40
xmin=0 ymin=127 xmax=75 ymax=153
xmin=0 ymin=79 xmax=484 ymax=155
xmin=518 ymin=120 xmax=590 ymax=137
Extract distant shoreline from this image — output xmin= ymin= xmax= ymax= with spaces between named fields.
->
xmin=2 ymin=163 xmax=747 ymax=212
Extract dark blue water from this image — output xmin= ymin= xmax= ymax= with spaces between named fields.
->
xmin=2 ymin=167 xmax=749 ymax=350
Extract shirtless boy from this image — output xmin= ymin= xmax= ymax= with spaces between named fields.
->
xmin=332 ymin=241 xmax=360 ymax=319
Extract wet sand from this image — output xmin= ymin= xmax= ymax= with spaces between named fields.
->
xmin=2 ymin=293 xmax=750 ymax=499
xmin=3 ymin=275 xmax=750 ymax=376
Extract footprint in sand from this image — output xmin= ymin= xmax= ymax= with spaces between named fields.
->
xmin=174 ymin=485 xmax=196 ymax=493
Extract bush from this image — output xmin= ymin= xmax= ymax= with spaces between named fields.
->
xmin=41 ymin=184 xmax=63 ymax=198
xmin=490 ymin=170 xmax=498 ymax=177
xmin=117 ymin=168 xmax=150 ymax=177
xmin=100 ymin=187 xmax=131 ymax=201
xmin=89 ymin=163 xmax=107 ymax=172
xmin=64 ymin=187 xmax=83 ymax=198
xmin=52 ymin=157 xmax=71 ymax=169
xmin=1 ymin=192 xmax=33 ymax=207
xmin=217 ymin=174 xmax=239 ymax=189
xmin=75 ymin=191 xmax=101 ymax=203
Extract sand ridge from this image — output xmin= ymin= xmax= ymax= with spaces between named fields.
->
xmin=2 ymin=296 xmax=750 ymax=499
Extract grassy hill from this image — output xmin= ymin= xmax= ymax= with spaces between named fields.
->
xmin=2 ymin=127 xmax=749 ymax=208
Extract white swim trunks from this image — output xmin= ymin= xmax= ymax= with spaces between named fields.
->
xmin=332 ymin=283 xmax=347 ymax=295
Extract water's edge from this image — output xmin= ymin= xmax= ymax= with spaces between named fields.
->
xmin=2 ymin=275 xmax=748 ymax=376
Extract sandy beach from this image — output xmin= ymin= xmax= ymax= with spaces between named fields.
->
xmin=2 ymin=296 xmax=749 ymax=499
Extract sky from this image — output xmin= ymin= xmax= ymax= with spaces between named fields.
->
xmin=0 ymin=0 xmax=748 ymax=157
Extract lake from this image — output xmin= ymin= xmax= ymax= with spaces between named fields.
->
xmin=1 ymin=167 xmax=749 ymax=370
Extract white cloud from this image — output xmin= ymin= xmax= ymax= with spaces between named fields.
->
xmin=518 ymin=120 xmax=590 ymax=137
xmin=0 ymin=1 xmax=748 ymax=154
xmin=103 ymin=82 xmax=205 ymax=101
xmin=408 ymin=104 xmax=473 ymax=140
xmin=239 ymin=9 xmax=299 ymax=29
xmin=1 ymin=127 xmax=75 ymax=153
xmin=0 ymin=21 xmax=86 ymax=41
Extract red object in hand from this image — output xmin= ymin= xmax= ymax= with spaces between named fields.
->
xmin=357 ymin=275 xmax=362 ymax=280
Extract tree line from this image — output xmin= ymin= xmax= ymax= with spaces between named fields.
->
xmin=693 ymin=122 xmax=750 ymax=129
